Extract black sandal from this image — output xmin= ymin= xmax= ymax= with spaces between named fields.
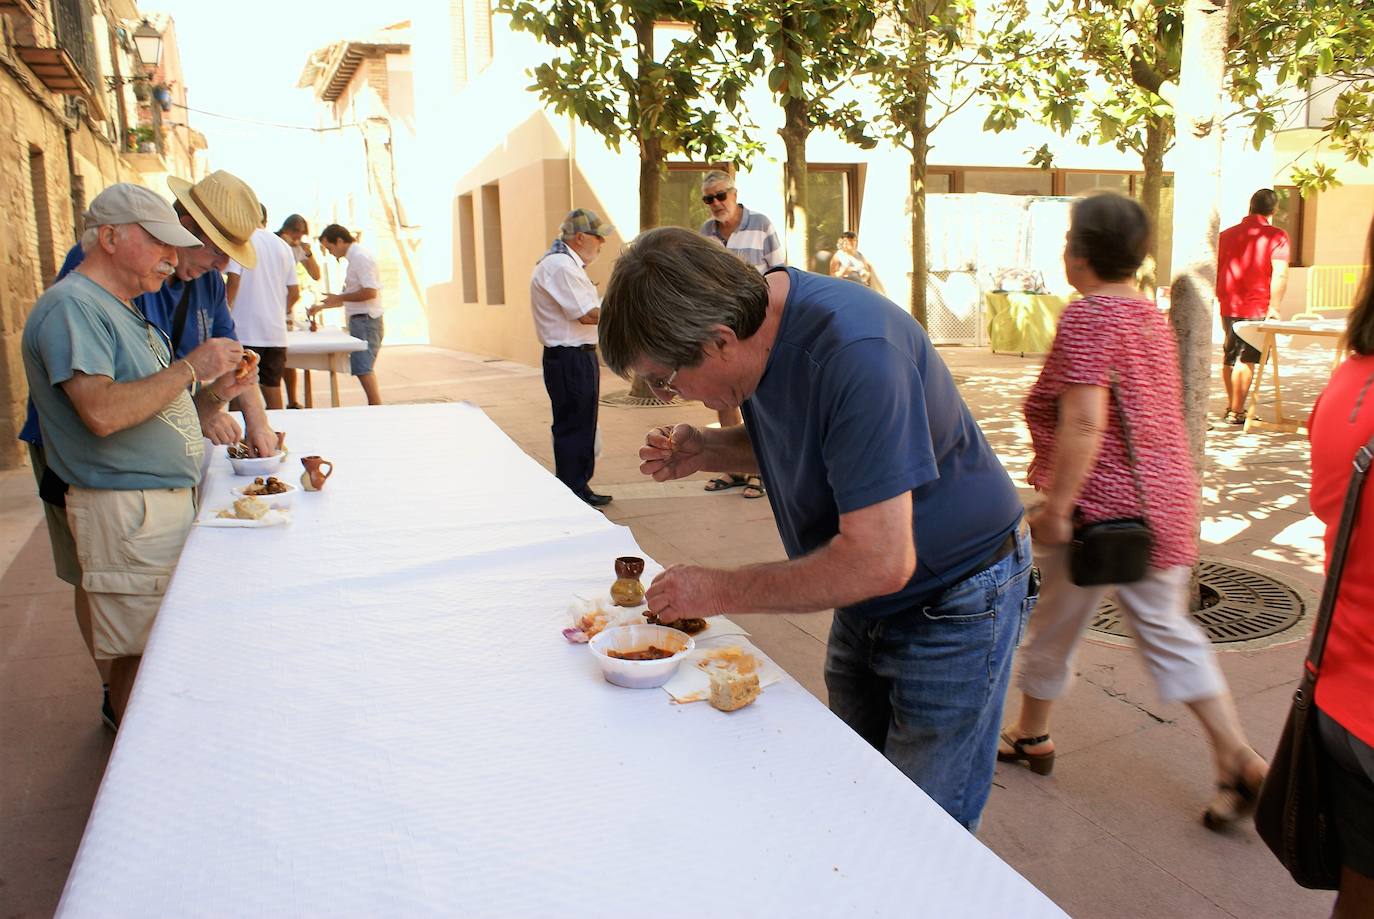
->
xmin=997 ymin=731 xmax=1056 ymax=776
xmin=704 ymin=474 xmax=748 ymax=492
xmin=1202 ymin=768 xmax=1264 ymax=830
xmin=742 ymin=475 xmax=766 ymax=499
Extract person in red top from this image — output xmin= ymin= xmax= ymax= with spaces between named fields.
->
xmin=1002 ymin=193 xmax=1266 ymax=829
xmin=1216 ymin=189 xmax=1291 ymax=424
xmin=1307 ymin=216 xmax=1374 ymax=916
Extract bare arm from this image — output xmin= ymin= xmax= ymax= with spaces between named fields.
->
xmin=1269 ymin=260 xmax=1289 ymax=318
xmin=1030 ymin=383 xmax=1108 ymax=544
xmin=313 ymin=287 xmax=378 ymax=313
xmin=645 ymin=492 xmax=916 ymax=619
xmin=286 ymin=285 xmax=300 ymax=312
xmin=63 ymin=363 xmax=198 ymax=437
xmin=576 ymin=307 xmax=601 ymax=325
xmin=226 ymin=272 xmax=241 ymax=308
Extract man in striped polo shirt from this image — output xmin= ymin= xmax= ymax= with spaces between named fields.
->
xmin=698 ymin=170 xmax=784 ymax=500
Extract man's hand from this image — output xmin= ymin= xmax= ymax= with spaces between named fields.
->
xmin=321 ymin=293 xmax=344 ymax=308
xmin=184 ymin=338 xmax=242 ymax=384
xmin=243 ymin=421 xmax=278 ymax=458
xmin=645 ymin=565 xmax=727 ymax=622
xmin=200 ymin=411 xmax=242 ymax=446
xmin=639 ymin=424 xmax=705 ymax=481
xmin=1028 ymin=503 xmax=1073 ymax=546
xmin=206 ymin=363 xmax=261 ymax=404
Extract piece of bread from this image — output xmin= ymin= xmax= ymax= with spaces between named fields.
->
xmin=709 ymin=668 xmax=760 ymax=712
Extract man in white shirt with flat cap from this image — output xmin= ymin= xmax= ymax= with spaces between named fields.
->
xmin=530 ymin=208 xmax=614 ymax=508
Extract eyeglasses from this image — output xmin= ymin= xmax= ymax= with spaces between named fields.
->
xmin=642 ymin=367 xmax=680 ymax=395
xmin=701 ymin=191 xmax=731 ymax=204
xmin=133 ymin=306 xmax=172 ymax=369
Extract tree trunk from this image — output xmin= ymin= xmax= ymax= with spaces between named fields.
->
xmin=1138 ymin=117 xmax=1167 ymax=299
xmin=780 ymin=96 xmax=811 ymax=270
xmin=908 ymin=48 xmax=931 ymax=329
xmin=634 ymin=13 xmax=662 ymax=231
xmin=1168 ymin=0 xmax=1230 ymax=608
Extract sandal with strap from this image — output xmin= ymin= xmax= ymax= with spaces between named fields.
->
xmin=997 ymin=730 xmax=1056 ymax=776
xmin=742 ymin=475 xmax=766 ymax=499
xmin=704 ymin=474 xmax=748 ymax=492
xmin=1202 ymin=757 xmax=1267 ymax=830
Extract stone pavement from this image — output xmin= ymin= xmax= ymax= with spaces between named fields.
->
xmin=0 ymin=340 xmax=1342 ymax=917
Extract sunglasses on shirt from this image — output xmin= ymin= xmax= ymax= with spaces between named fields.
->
xmin=701 ymin=191 xmax=732 ymax=204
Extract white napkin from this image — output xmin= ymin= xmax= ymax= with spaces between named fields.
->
xmin=662 ymin=636 xmax=784 ymax=704
xmin=196 ymin=509 xmax=291 ymax=528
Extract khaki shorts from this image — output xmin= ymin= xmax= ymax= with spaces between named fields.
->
xmin=65 ymin=487 xmax=195 ymax=660
xmin=27 ymin=441 xmax=81 ymax=586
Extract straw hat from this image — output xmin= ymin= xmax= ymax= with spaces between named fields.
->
xmin=167 ymin=170 xmax=260 ymax=268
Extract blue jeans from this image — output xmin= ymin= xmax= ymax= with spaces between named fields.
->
xmin=824 ymin=526 xmax=1035 ymax=831
xmin=348 ymin=314 xmax=384 ymax=375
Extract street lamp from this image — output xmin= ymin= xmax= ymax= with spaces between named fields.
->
xmin=133 ymin=20 xmax=162 ymax=73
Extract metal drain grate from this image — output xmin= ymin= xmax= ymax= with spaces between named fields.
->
xmin=600 ymin=389 xmax=680 ymax=408
xmin=1089 ymin=559 xmax=1305 ymax=644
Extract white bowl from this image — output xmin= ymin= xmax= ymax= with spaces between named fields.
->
xmin=229 ymin=480 xmax=298 ymax=509
xmin=588 ymin=624 xmax=695 ymax=689
xmin=227 ymin=451 xmax=286 ymax=477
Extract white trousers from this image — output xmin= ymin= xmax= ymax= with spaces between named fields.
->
xmin=1016 ymin=545 xmax=1227 ymax=704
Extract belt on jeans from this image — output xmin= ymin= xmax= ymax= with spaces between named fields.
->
xmin=545 ymin=344 xmax=596 ymax=352
xmin=967 ymin=520 xmax=1025 ymax=576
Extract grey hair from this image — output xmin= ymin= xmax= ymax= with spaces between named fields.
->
xmin=701 ymin=170 xmax=733 ymax=192
xmin=80 ymin=223 xmax=127 ymax=252
xmin=598 ymin=227 xmax=768 ymax=377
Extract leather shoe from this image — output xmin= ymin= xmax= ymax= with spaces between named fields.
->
xmin=580 ymin=491 xmax=613 ymax=508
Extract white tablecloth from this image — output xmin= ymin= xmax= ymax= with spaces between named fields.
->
xmin=285 ymin=327 xmax=367 ymax=356
xmin=57 ymin=404 xmax=1065 ymax=918
xmin=1232 ymin=318 xmax=1345 ymax=351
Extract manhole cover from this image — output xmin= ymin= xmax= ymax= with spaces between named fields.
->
xmin=1089 ymin=559 xmax=1305 ymax=644
xmin=601 ymin=390 xmax=680 ymax=408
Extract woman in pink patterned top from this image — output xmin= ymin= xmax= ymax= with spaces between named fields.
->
xmin=998 ymin=193 xmax=1267 ymax=829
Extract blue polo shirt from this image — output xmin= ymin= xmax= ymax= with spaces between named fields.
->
xmin=20 ymin=245 xmax=236 ymax=446
xmin=741 ymin=268 xmax=1022 ymax=619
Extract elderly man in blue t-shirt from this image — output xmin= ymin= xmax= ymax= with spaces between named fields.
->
xmin=598 ymin=227 xmax=1035 ymax=831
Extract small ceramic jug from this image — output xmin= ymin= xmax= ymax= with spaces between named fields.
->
xmin=300 ymin=455 xmax=334 ymax=492
xmin=610 ymin=556 xmax=646 ymax=607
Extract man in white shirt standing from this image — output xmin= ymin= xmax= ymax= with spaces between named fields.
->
xmin=225 ymin=206 xmax=299 ymax=409
xmin=530 ymin=208 xmax=614 ymax=508
xmin=310 ymin=224 xmax=384 ymax=405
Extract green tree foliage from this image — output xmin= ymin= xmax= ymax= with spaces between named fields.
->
xmin=1228 ymin=0 xmax=1374 ymax=193
xmin=498 ymin=0 xmax=759 ymax=229
xmin=865 ymin=0 xmax=1043 ymax=327
xmin=983 ymin=0 xmax=1179 ymax=293
xmin=728 ymin=2 xmax=878 ymax=270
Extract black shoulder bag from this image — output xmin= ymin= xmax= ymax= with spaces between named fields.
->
xmin=1068 ymin=374 xmax=1154 ymax=587
xmin=169 ymin=280 xmax=193 ymax=358
xmin=1254 ymin=431 xmax=1374 ymax=890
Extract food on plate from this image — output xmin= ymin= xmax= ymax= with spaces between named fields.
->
xmin=610 ymin=556 xmax=646 ymax=607
xmin=241 ymin=476 xmax=290 ymax=495
xmin=606 ymin=645 xmax=676 ymax=661
xmin=709 ymin=668 xmax=761 ymax=712
xmin=562 ymin=607 xmax=611 ymax=644
xmin=216 ymin=496 xmax=270 ymax=521
xmin=698 ymin=645 xmax=758 ymax=675
xmin=644 ymin=612 xmax=707 ymax=635
xmin=234 ymin=347 xmax=260 ymax=381
xmin=227 ymin=442 xmax=252 ymax=459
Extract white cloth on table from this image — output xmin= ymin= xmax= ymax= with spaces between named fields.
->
xmin=1231 ymin=318 xmax=1346 ymax=352
xmin=57 ymin=404 xmax=1066 ymax=919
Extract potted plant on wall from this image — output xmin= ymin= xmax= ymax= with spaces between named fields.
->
xmin=130 ymin=125 xmax=157 ymax=153
xmin=131 ymin=79 xmax=150 ymax=102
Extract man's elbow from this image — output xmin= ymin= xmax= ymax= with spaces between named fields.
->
xmin=80 ymin=408 xmax=121 ymax=438
xmin=879 ymin=544 xmax=917 ymax=595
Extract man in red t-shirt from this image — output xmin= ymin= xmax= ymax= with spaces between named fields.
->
xmin=1215 ymin=188 xmax=1290 ymax=424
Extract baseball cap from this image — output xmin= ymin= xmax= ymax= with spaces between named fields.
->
xmin=560 ymin=208 xmax=615 ymax=239
xmin=83 ymin=184 xmax=201 ymax=248
xmin=167 ymin=170 xmax=261 ymax=268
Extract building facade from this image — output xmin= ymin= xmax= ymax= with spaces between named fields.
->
xmin=0 ymin=0 xmax=204 ymax=469
xmin=307 ymin=6 xmax=1368 ymax=365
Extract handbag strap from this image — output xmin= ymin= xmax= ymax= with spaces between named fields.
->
xmin=1107 ymin=372 xmax=1151 ymax=523
xmin=1307 ymin=432 xmax=1374 ymax=673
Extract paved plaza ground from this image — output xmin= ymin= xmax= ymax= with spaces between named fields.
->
xmin=0 ymin=337 xmax=1345 ymax=917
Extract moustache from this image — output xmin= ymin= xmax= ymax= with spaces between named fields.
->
xmin=155 ymin=261 xmax=176 ymax=276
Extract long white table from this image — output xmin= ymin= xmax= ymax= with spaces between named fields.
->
xmin=57 ymin=404 xmax=1065 ymax=918
xmin=284 ymin=328 xmax=367 ymax=408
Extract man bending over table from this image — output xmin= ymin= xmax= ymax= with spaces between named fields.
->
xmin=598 ymin=227 xmax=1035 ymax=831
xmin=23 ymin=184 xmax=259 ymax=722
